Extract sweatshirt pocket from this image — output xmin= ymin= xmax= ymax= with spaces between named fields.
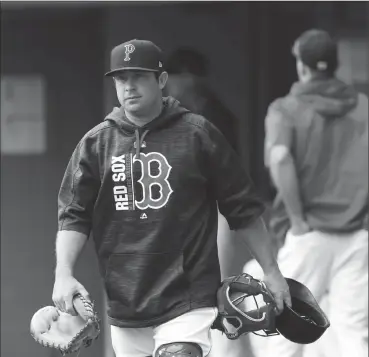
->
xmin=104 ymin=252 xmax=189 ymax=321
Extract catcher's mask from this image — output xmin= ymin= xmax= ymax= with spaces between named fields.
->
xmin=275 ymin=278 xmax=330 ymax=344
xmin=212 ymin=274 xmax=330 ymax=344
xmin=211 ymin=273 xmax=278 ymax=340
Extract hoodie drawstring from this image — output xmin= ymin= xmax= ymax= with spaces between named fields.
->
xmin=134 ymin=129 xmax=149 ymax=158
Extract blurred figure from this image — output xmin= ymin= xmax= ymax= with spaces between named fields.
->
xmin=164 ymin=48 xmax=249 ymax=278
xmin=246 ymin=29 xmax=368 ymax=357
xmin=165 ymin=48 xmax=254 ymax=357
xmin=164 ymin=47 xmax=239 ymax=152
xmin=165 ymin=47 xmax=252 ymax=280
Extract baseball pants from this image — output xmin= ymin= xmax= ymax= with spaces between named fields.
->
xmin=110 ymin=307 xmax=218 ymax=357
xmin=244 ymin=228 xmax=368 ymax=357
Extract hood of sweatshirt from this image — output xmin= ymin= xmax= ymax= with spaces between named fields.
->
xmin=290 ymin=78 xmax=358 ymax=118
xmin=104 ymin=96 xmax=190 ymax=157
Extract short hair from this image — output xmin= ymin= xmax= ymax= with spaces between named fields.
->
xmin=292 ymin=29 xmax=338 ymax=75
xmin=165 ymin=47 xmax=209 ymax=77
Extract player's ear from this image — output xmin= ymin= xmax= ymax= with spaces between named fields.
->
xmin=158 ymin=71 xmax=168 ymax=90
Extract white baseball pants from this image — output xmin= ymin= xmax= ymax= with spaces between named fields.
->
xmin=244 ymin=229 xmax=368 ymax=357
xmin=110 ymin=307 xmax=218 ymax=357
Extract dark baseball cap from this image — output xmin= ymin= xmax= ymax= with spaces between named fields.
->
xmin=292 ymin=29 xmax=338 ymax=73
xmin=105 ymin=39 xmax=164 ymax=76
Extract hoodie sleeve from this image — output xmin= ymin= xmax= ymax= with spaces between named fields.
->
xmin=58 ymin=135 xmax=100 ymax=236
xmin=201 ymin=120 xmax=266 ymax=230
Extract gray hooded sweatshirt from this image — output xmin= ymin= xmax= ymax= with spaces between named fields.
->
xmin=265 ymin=78 xmax=368 ymax=243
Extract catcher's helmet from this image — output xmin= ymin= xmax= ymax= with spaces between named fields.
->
xmin=275 ymin=278 xmax=330 ymax=344
xmin=212 ymin=274 xmax=330 ymax=344
xmin=211 ymin=273 xmax=278 ymax=339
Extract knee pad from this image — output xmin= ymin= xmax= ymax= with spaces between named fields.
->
xmin=155 ymin=342 xmax=202 ymax=357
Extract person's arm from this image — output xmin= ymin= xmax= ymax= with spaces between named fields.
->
xmin=236 ymin=217 xmax=278 ymax=273
xmin=55 ymin=230 xmax=88 ymax=277
xmin=265 ymin=105 xmax=309 ymax=235
xmin=236 ymin=216 xmax=291 ymax=312
xmin=201 ymin=119 xmax=291 ymax=312
xmin=53 ymin=230 xmax=90 ymax=314
xmin=53 ymin=135 xmax=100 ymax=314
xmin=269 ymin=146 xmax=309 ymax=233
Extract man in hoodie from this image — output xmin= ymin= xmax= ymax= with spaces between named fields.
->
xmin=249 ymin=29 xmax=368 ymax=357
xmin=52 ymin=39 xmax=291 ymax=357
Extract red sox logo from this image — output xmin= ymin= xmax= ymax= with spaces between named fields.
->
xmin=134 ymin=152 xmax=173 ymax=210
xmin=111 ymin=152 xmax=173 ymax=212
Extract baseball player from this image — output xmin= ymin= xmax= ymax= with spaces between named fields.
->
xmin=52 ymin=39 xmax=291 ymax=357
xmin=247 ymin=29 xmax=368 ymax=357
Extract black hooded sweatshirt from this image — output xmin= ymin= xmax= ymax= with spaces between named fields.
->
xmin=58 ymin=96 xmax=265 ymax=328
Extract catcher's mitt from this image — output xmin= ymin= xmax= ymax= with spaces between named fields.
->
xmin=30 ymin=294 xmax=100 ymax=355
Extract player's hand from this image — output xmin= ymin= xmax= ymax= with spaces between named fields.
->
xmin=290 ymin=219 xmax=311 ymax=236
xmin=263 ymin=268 xmax=292 ymax=315
xmin=52 ymin=275 xmax=90 ymax=316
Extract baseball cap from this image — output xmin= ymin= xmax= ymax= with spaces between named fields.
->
xmin=292 ymin=29 xmax=338 ymax=73
xmin=105 ymin=39 xmax=164 ymax=76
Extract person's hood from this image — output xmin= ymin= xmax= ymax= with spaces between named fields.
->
xmin=290 ymin=78 xmax=358 ymax=118
xmin=104 ymin=96 xmax=190 ymax=157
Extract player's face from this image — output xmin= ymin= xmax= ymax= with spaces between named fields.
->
xmin=114 ymin=71 xmax=167 ymax=116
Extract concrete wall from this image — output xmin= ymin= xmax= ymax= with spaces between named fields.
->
xmin=1 ymin=7 xmax=105 ymax=357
